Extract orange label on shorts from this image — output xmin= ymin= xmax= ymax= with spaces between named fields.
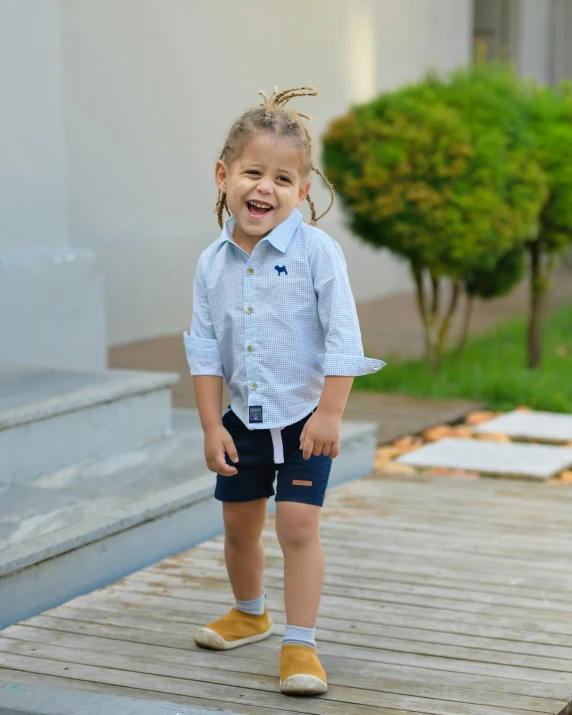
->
xmin=292 ymin=479 xmax=313 ymax=487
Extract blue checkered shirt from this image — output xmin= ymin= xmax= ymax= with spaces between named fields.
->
xmin=184 ymin=209 xmax=385 ymax=429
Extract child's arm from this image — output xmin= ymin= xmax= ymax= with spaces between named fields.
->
xmin=302 ymin=235 xmax=385 ymax=460
xmin=193 ymin=375 xmax=239 ymax=476
xmin=184 ymin=254 xmax=238 ymax=476
xmin=300 ymin=376 xmax=353 ymax=460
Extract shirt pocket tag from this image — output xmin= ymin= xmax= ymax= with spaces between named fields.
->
xmin=249 ymin=406 xmax=263 ymax=423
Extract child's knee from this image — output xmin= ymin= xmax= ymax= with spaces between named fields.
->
xmin=223 ymin=501 xmax=265 ymax=545
xmin=276 ymin=503 xmax=320 ymax=549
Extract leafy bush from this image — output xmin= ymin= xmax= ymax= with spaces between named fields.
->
xmin=323 ymin=63 xmax=546 ymax=370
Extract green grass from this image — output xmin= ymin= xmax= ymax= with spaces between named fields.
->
xmin=356 ymin=302 xmax=572 ymax=413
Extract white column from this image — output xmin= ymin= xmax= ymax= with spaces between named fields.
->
xmin=0 ymin=0 xmax=70 ymax=250
xmin=0 ymin=0 xmax=106 ymax=370
xmin=517 ymin=0 xmax=553 ymax=84
xmin=552 ymin=0 xmax=572 ymax=83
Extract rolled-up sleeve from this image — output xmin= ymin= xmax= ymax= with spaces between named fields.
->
xmin=183 ymin=254 xmax=224 ymax=377
xmin=310 ymin=235 xmax=385 ymax=377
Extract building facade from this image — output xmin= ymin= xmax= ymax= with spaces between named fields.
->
xmin=2 ymin=0 xmax=569 ymax=364
xmin=474 ymin=0 xmax=572 ymax=83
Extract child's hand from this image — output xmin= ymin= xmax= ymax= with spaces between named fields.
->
xmin=299 ymin=410 xmax=341 ymax=460
xmin=204 ymin=425 xmax=239 ymax=476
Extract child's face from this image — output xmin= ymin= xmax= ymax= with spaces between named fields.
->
xmin=215 ymin=133 xmax=311 ymax=244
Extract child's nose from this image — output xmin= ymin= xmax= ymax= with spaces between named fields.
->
xmin=257 ymin=176 xmax=273 ymax=194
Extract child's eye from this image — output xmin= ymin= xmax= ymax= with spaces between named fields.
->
xmin=245 ymin=170 xmax=260 ymax=176
xmin=277 ymin=176 xmax=291 ymax=183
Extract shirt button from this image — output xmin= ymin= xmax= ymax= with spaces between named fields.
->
xmin=250 ymin=382 xmax=257 ymax=390
xmin=247 ymin=345 xmax=254 ymax=352
xmin=247 ymin=268 xmax=254 ymax=275
xmin=246 ymin=307 xmax=253 ymax=314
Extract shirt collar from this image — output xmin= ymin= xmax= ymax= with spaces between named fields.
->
xmin=214 ymin=209 xmax=303 ymax=254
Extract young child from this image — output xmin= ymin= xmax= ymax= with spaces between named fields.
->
xmin=184 ymin=86 xmax=384 ymax=696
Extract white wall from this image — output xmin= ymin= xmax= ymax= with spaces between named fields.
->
xmin=0 ymin=0 xmax=69 ymax=250
xmin=58 ymin=0 xmax=472 ymax=345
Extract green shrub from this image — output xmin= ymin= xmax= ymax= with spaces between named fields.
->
xmin=323 ymin=63 xmax=546 ymax=370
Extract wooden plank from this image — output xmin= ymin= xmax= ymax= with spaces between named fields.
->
xmin=322 ymin=504 xmax=572 ymax=533
xmin=7 ymin=611 xmax=572 ymax=680
xmin=68 ymin=584 xmax=572 ymax=642
xmin=317 ymin=515 xmax=572 ymax=548
xmin=325 ymin=483 xmax=572 ymax=514
xmin=44 ymin=598 xmax=572 ymax=654
xmin=189 ymin=545 xmax=572 ymax=601
xmin=5 ymin=470 xmax=572 ymax=714
xmin=126 ymin=570 xmax=572 ymax=656
xmin=316 ymin=522 xmax=572 ymax=558
xmin=2 ymin=626 xmax=566 ymax=714
xmin=83 ymin=583 xmax=572 ymax=670
xmin=0 ymin=641 xmax=551 ymax=715
xmin=164 ymin=545 xmax=572 ymax=596
xmin=0 ymin=652 xmax=404 ymax=715
xmin=194 ymin=537 xmax=572 ymax=578
xmin=110 ymin=567 xmax=572 ymax=629
xmin=148 ymin=555 xmax=572 ymax=603
xmin=133 ymin=564 xmax=572 ymax=618
xmin=16 ymin=613 xmax=572 ymax=703
xmin=349 ymin=473 xmax=572 ymax=499
xmin=0 ymin=669 xmax=304 ymax=715
xmin=53 ymin=591 xmax=572 ymax=688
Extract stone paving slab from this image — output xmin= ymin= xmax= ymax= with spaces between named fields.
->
xmin=475 ymin=410 xmax=572 ymax=444
xmin=397 ymin=437 xmax=572 ymax=479
xmin=0 ymin=680 xmax=239 ymax=715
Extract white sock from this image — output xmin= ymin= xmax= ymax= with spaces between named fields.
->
xmin=235 ymin=591 xmax=265 ymax=616
xmin=283 ymin=624 xmax=316 ymax=648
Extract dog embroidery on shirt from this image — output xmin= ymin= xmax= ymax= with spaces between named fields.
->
xmin=275 ymin=265 xmax=288 ymax=276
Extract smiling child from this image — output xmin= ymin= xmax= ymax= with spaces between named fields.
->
xmin=184 ymin=86 xmax=385 ymax=695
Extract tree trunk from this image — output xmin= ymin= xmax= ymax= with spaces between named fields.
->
xmin=411 ymin=267 xmax=461 ymax=372
xmin=412 ymin=267 xmax=434 ymax=364
xmin=436 ymin=279 xmax=461 ymax=369
xmin=457 ymin=288 xmax=474 ymax=356
xmin=527 ymin=240 xmax=552 ymax=369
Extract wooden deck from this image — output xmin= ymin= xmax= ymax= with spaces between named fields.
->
xmin=1 ymin=471 xmax=572 ymax=715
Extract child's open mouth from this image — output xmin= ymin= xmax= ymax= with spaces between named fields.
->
xmin=246 ymin=200 xmax=274 ymax=218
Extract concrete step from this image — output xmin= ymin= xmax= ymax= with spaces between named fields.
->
xmin=0 ymin=410 xmax=377 ymax=629
xmin=0 ymin=364 xmax=179 ymax=484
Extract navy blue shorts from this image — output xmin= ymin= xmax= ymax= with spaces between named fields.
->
xmin=215 ymin=409 xmax=332 ymax=507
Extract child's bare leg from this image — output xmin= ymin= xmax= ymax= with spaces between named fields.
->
xmin=223 ymin=498 xmax=268 ymax=600
xmin=194 ymin=498 xmax=271 ymax=650
xmin=275 ymin=501 xmax=327 ymax=694
xmin=276 ymin=501 xmax=323 ymax=627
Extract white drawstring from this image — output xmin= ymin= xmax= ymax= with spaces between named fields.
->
xmin=269 ymin=428 xmax=284 ymax=464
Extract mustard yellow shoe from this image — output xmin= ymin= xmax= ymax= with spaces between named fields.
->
xmin=279 ymin=644 xmax=328 ymax=695
xmin=194 ymin=607 xmax=273 ymax=650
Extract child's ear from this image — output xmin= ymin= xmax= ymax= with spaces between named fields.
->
xmin=298 ymin=179 xmax=312 ymax=205
xmin=215 ymin=161 xmax=228 ymax=192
